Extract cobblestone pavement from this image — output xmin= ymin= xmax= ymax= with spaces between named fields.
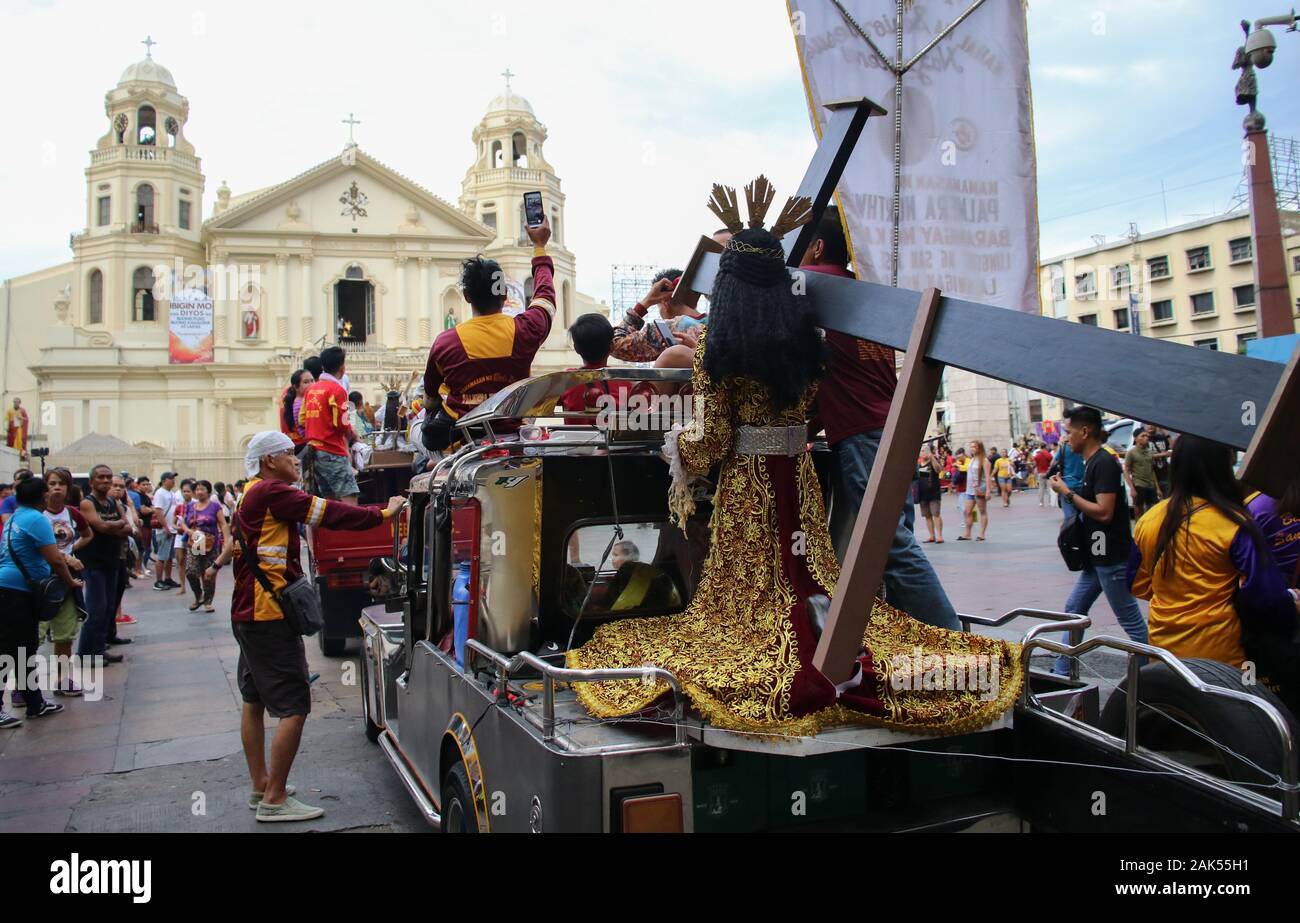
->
xmin=0 ymin=487 xmax=1134 ymax=832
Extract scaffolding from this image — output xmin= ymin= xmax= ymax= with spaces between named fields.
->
xmin=1230 ymin=134 xmax=1300 ymax=232
xmin=609 ymin=264 xmax=659 ymax=325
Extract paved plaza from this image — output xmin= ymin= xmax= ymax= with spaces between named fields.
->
xmin=0 ymin=487 xmax=1135 ymax=832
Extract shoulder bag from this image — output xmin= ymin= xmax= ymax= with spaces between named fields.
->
xmin=4 ymin=520 xmax=68 ymax=620
xmin=231 ymin=514 xmax=323 ymax=637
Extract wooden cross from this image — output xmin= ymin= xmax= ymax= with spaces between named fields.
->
xmin=342 ymin=112 xmax=361 ymax=144
xmin=675 ymin=97 xmax=1300 ymax=683
xmin=141 ymin=35 xmax=156 ymax=58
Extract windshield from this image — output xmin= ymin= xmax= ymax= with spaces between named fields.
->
xmin=560 ymin=521 xmax=687 ymax=619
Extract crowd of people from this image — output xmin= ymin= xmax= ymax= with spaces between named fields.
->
xmin=2 ymin=200 xmax=1298 ymax=822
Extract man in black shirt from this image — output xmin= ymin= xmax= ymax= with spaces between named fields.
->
xmin=1048 ymin=406 xmax=1147 ymax=676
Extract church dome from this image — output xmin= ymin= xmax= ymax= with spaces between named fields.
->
xmin=485 ymin=92 xmax=534 ymax=117
xmin=118 ymin=57 xmax=176 ymax=89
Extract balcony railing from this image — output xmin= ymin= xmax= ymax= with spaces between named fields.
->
xmin=467 ymin=167 xmax=546 ymax=187
xmin=90 ymin=145 xmax=200 ymax=171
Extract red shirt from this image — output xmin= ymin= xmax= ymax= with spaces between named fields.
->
xmin=806 ymin=263 xmax=897 ymax=444
xmin=301 ymin=375 xmax=352 ymax=457
xmin=425 ymin=254 xmax=556 ymax=421
xmin=231 ymin=477 xmax=386 ymax=622
xmin=1034 ymin=448 xmax=1053 ymax=475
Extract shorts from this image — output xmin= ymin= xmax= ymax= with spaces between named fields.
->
xmin=997 ymin=477 xmax=1012 ymax=487
xmin=152 ymin=530 xmax=175 ymax=560
xmin=917 ymin=498 xmax=942 ymax=517
xmin=1134 ymin=485 xmax=1159 ymax=506
xmin=311 ymin=448 xmax=359 ymax=499
xmin=40 ymin=594 xmax=81 ymax=644
xmin=232 ymin=619 xmax=311 ymax=718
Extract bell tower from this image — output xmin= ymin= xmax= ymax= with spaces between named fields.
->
xmin=73 ymin=38 xmax=206 ymax=330
xmin=458 ymin=73 xmax=574 ymax=342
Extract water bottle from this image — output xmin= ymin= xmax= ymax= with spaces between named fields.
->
xmin=452 ymin=561 xmax=472 ymax=668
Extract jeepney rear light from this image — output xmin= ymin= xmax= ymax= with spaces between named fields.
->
xmin=621 ymin=794 xmax=684 ymax=833
xmin=328 ymin=571 xmax=367 ymax=589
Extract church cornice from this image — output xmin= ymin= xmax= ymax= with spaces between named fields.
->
xmin=203 ymin=148 xmax=494 ymax=241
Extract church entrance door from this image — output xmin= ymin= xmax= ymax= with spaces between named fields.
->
xmin=335 ymin=279 xmax=374 ymax=344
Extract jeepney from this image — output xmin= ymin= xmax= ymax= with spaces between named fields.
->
xmin=357 ymin=368 xmax=1300 ymax=833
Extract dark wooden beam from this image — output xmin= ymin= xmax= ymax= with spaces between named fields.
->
xmin=1240 ymin=338 xmax=1300 ymax=499
xmin=814 ymin=288 xmax=946 ymax=682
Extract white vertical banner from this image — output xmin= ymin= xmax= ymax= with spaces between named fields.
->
xmin=787 ymin=0 xmax=1040 ymax=312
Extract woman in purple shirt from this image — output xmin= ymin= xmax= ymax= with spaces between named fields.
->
xmin=1248 ymin=484 xmax=1300 ymax=586
xmin=181 ymin=480 xmax=229 ymax=612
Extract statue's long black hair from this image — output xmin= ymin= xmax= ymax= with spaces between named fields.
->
xmin=702 ymin=228 xmax=824 ymax=412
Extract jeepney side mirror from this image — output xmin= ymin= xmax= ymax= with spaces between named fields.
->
xmin=367 ymin=555 xmax=405 ymax=601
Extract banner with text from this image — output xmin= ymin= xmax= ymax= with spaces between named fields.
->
xmin=168 ymin=289 xmax=214 ymax=364
xmin=788 ymin=0 xmax=1040 ymax=312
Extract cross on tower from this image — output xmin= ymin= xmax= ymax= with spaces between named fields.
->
xmin=141 ymin=35 xmax=156 ymax=59
xmin=342 ymin=112 xmax=361 ymax=144
xmin=500 ymin=68 xmax=515 ymax=93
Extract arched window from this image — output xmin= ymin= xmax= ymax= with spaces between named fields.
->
xmin=132 ymin=266 xmax=157 ymax=322
xmin=135 ymin=184 xmax=155 ymax=232
xmin=511 ymin=132 xmax=527 ymax=167
xmin=345 ymin=264 xmax=365 ymax=280
xmin=88 ymin=269 xmax=104 ymax=325
xmin=137 ymin=106 xmax=156 ymax=145
xmin=491 ymin=140 xmax=503 ymax=168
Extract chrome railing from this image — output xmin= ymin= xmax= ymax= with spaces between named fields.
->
xmin=465 ymin=638 xmax=687 ymax=747
xmin=959 ymin=607 xmax=1092 ymax=681
xmin=1021 ymin=634 xmax=1299 ymax=822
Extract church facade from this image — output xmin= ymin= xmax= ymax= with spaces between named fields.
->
xmin=2 ymin=50 xmax=602 ymax=480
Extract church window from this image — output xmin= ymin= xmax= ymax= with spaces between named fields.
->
xmin=97 ymin=196 xmax=111 ymax=227
xmin=165 ymin=116 xmax=179 ymax=147
xmin=482 ymin=211 xmax=497 ymax=231
xmin=137 ymin=106 xmax=157 ymax=145
xmin=491 ymin=140 xmax=503 ymax=168
xmin=114 ymin=113 xmax=128 ymax=144
xmin=132 ymin=266 xmax=157 ymax=322
xmin=345 ymin=264 xmax=365 ymax=280
xmin=511 ymin=132 xmax=527 ymax=168
xmin=179 ymin=200 xmax=191 ymax=230
xmin=88 ymin=270 xmax=104 ymax=324
xmin=135 ymin=184 xmax=155 ymax=232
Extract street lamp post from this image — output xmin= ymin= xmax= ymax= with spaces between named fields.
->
xmin=1233 ymin=12 xmax=1298 ymax=338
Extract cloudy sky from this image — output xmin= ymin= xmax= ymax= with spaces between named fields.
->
xmin=1 ymin=0 xmax=1295 ymax=302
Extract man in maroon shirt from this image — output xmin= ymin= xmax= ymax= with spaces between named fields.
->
xmin=422 ymin=216 xmax=556 ymax=451
xmin=802 ymin=207 xmax=959 ymax=630
xmin=208 ymin=431 xmax=403 ymax=822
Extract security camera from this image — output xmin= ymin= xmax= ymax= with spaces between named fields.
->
xmin=1247 ymin=26 xmax=1278 ymax=67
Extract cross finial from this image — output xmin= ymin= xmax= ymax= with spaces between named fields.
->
xmin=141 ymin=35 xmax=156 ymax=59
xmin=501 ymin=67 xmax=515 ymax=93
xmin=342 ymin=112 xmax=361 ymax=144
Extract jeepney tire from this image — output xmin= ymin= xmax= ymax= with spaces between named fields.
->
xmin=1099 ymin=657 xmax=1300 ymax=786
xmin=441 ymin=762 xmax=477 ymax=834
xmin=319 ymin=632 xmax=347 ymax=657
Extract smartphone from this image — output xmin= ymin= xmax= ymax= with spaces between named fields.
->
xmin=653 ymin=318 xmax=675 ymax=345
xmin=523 ymin=190 xmax=545 ymax=228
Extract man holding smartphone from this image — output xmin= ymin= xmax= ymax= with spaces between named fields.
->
xmin=422 ymin=200 xmax=556 ymax=452
xmin=610 ymin=268 xmax=706 ymax=363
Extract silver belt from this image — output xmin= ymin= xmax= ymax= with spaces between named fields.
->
xmin=735 ymin=425 xmax=809 ymax=456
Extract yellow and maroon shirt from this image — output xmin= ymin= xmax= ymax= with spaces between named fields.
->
xmin=231 ymin=477 xmax=389 ymax=623
xmin=424 ymin=252 xmax=555 ymax=421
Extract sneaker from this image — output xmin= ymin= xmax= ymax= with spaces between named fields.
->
xmin=255 ymin=795 xmax=324 ymax=823
xmin=248 ymin=784 xmax=297 ymax=810
xmin=11 ymin=691 xmax=25 ymax=709
xmin=165 ymin=579 xmax=182 ymax=589
xmin=0 ymin=712 xmax=22 ymax=729
xmin=26 ymin=702 xmax=65 ymax=719
xmin=103 ymin=653 xmax=125 ymax=664
xmin=153 ymin=581 xmax=168 ymax=591
xmin=116 ymin=614 xmax=138 ymax=625
xmin=54 ymin=680 xmax=83 ymax=697
xmin=108 ymin=637 xmax=133 ymax=645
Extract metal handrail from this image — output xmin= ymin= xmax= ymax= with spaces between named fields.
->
xmin=959 ymin=608 xmax=1092 ymax=681
xmin=1021 ymin=634 xmax=1299 ymax=821
xmin=465 ymin=638 xmax=688 ymax=747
